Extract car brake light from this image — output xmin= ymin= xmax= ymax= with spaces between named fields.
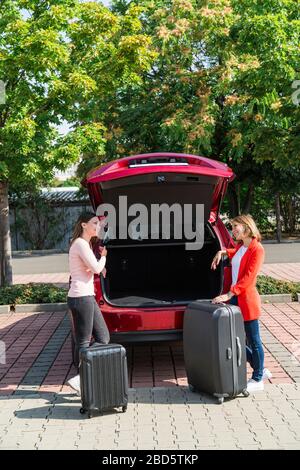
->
xmin=128 ymin=157 xmax=189 ymax=168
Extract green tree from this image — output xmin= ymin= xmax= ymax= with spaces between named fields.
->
xmin=96 ymin=0 xmax=300 ymax=222
xmin=0 ymin=0 xmax=155 ymax=285
xmin=218 ymin=0 xmax=300 ymax=216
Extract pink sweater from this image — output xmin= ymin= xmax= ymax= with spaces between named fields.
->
xmin=68 ymin=238 xmax=106 ymax=297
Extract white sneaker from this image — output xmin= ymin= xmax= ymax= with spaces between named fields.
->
xmin=263 ymin=368 xmax=272 ymax=380
xmin=67 ymin=374 xmax=81 ymax=396
xmin=247 ymin=379 xmax=264 ymax=393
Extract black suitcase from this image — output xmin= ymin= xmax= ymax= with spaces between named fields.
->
xmin=79 ymin=343 xmax=128 ymax=418
xmin=183 ymin=300 xmax=249 ymax=403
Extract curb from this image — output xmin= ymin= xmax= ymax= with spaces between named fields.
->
xmin=12 ymin=249 xmax=67 ymax=256
xmin=260 ymin=294 xmax=293 ymax=303
xmin=0 ymin=303 xmax=67 ymax=314
xmin=0 ymin=305 xmax=10 ymax=314
xmin=14 ymin=303 xmax=67 ymax=313
xmin=0 ymin=294 xmax=299 ymax=314
xmin=262 ymin=239 xmax=300 ymax=244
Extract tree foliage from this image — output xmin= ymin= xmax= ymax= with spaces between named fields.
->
xmin=82 ymin=0 xmax=300 ymax=222
xmin=0 ymin=0 xmax=156 ymax=285
xmin=0 ymin=0 xmax=156 ymax=188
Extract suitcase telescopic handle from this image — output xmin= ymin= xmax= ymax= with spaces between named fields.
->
xmin=236 ymin=337 xmax=242 ymax=367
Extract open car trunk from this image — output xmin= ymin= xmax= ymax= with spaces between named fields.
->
xmin=101 ymin=224 xmax=223 ymax=307
xmin=84 ymin=154 xmax=234 ymax=308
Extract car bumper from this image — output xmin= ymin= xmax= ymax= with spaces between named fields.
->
xmin=110 ymin=329 xmax=183 ymax=344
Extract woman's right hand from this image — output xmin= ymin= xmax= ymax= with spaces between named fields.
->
xmin=211 ymin=250 xmax=224 ymax=270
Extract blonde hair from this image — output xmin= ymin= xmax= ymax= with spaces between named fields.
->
xmin=230 ymin=214 xmax=261 ymax=242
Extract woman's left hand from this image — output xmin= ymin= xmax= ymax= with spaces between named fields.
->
xmin=99 ymin=246 xmax=107 ymax=257
xmin=212 ymin=292 xmax=232 ymax=304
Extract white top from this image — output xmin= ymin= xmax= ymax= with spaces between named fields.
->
xmin=68 ymin=238 xmax=106 ymax=297
xmin=231 ymin=245 xmax=248 ymax=287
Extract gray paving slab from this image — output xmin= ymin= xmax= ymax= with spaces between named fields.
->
xmin=0 ymin=384 xmax=300 ymax=450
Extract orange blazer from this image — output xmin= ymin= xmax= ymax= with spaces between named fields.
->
xmin=226 ymin=238 xmax=265 ymax=321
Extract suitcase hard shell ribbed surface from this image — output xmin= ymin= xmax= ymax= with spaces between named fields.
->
xmin=183 ymin=300 xmax=248 ymax=401
xmin=79 ymin=344 xmax=128 ymax=416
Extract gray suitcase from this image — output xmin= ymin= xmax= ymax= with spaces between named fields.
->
xmin=79 ymin=343 xmax=128 ymax=418
xmin=183 ymin=300 xmax=249 ymax=403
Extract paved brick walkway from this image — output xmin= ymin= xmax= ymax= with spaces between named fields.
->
xmin=0 ymin=385 xmax=300 ymax=449
xmin=1 ymin=303 xmax=300 ymax=449
xmin=1 ymin=303 xmax=300 ymax=396
xmin=13 ymin=273 xmax=69 ymax=288
xmin=3 ymin=262 xmax=300 ymax=449
xmin=260 ymin=263 xmax=300 ymax=282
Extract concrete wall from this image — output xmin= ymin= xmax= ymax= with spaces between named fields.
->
xmin=9 ymin=203 xmax=92 ymax=252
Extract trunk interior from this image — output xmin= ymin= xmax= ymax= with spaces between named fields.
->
xmin=102 ymin=224 xmax=223 ymax=307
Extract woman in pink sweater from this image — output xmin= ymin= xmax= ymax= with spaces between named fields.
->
xmin=67 ymin=212 xmax=110 ymax=395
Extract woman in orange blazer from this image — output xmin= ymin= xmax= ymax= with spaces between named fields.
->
xmin=211 ymin=214 xmax=271 ymax=393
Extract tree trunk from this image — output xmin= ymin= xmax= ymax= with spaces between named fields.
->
xmin=288 ymin=196 xmax=296 ymax=235
xmin=275 ymin=192 xmax=282 ymax=243
xmin=228 ymin=184 xmax=240 ymax=217
xmin=242 ymin=183 xmax=254 ymax=214
xmin=280 ymin=196 xmax=288 ymax=234
xmin=0 ymin=180 xmax=13 ymax=286
xmin=237 ymin=183 xmax=241 ymax=215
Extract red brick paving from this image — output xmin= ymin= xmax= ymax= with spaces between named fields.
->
xmin=0 ymin=312 xmax=65 ymax=395
xmin=2 ymin=301 xmax=299 ymax=394
xmin=13 ymin=273 xmax=69 ymax=288
xmin=42 ymin=333 xmax=76 ymax=394
xmin=10 ymin=259 xmax=299 ymax=391
xmin=3 ymin=265 xmax=300 ymax=394
xmin=260 ymin=263 xmax=300 ymax=282
xmin=262 ymin=303 xmax=300 ymax=343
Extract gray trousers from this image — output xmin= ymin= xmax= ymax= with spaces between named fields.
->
xmin=67 ymin=295 xmax=110 ymax=369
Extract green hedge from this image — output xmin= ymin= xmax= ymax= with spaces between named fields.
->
xmin=0 ymin=283 xmax=67 ymax=306
xmin=257 ymin=276 xmax=300 ymax=301
xmin=0 ymin=276 xmax=299 ymax=306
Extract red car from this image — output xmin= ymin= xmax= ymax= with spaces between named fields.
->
xmin=83 ymin=153 xmax=235 ymax=342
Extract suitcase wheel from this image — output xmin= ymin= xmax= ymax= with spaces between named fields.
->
xmin=80 ymin=408 xmax=86 ymax=415
xmin=217 ymin=397 xmax=224 ymax=404
xmin=242 ymin=389 xmax=250 ymax=398
xmin=122 ymin=405 xmax=127 ymax=413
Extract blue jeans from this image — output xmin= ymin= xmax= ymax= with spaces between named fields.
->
xmin=229 ymin=296 xmax=264 ymax=381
